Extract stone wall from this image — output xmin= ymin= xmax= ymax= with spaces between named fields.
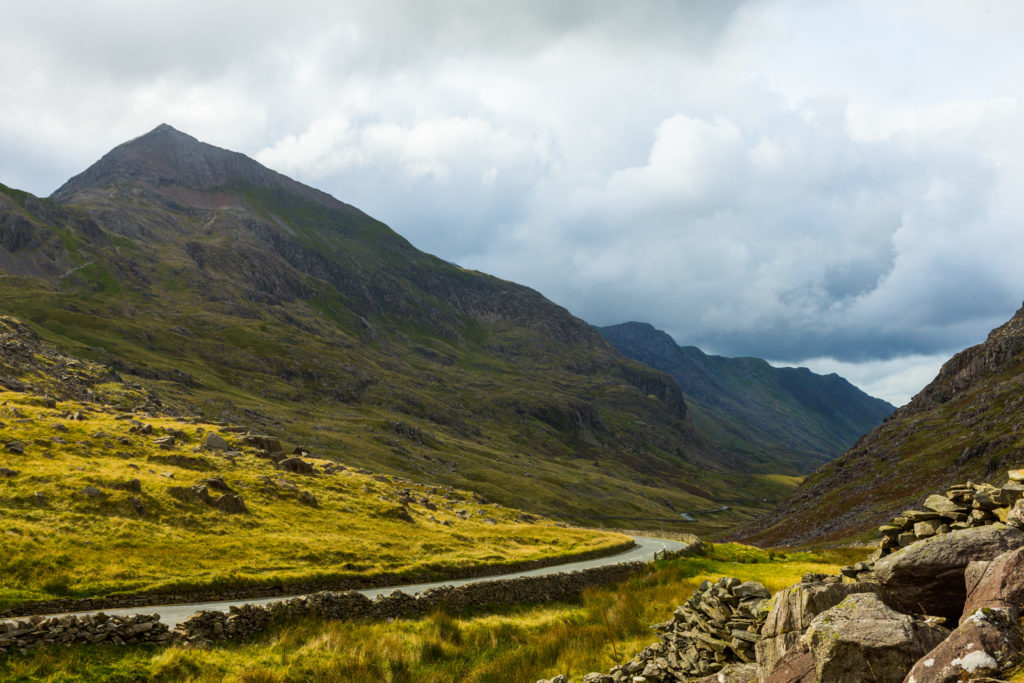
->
xmin=176 ymin=563 xmax=642 ymax=646
xmin=0 ymin=539 xmax=636 ymax=620
xmin=1 ymin=561 xmax=642 ymax=654
xmin=0 ymin=613 xmax=171 ymax=655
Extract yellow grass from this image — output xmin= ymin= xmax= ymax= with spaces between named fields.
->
xmin=0 ymin=390 xmax=627 ymax=607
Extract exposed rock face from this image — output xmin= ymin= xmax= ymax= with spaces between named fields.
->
xmin=804 ymin=593 xmax=949 ymax=683
xmin=962 ymin=546 xmax=1024 ymax=620
xmin=904 ymin=607 xmax=1024 ymax=683
xmin=757 ymin=575 xmax=878 ymax=681
xmin=867 ymin=524 xmax=1024 ymax=622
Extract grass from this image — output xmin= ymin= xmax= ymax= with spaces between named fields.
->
xmin=0 ymin=389 xmax=628 ymax=609
xmin=0 ymin=542 xmax=865 ymax=682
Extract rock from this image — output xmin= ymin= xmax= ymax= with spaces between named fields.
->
xmin=33 ymin=491 xmax=46 ymax=506
xmin=299 ymin=491 xmax=318 ymax=507
xmin=1007 ymin=498 xmax=1024 ymax=529
xmin=129 ymin=496 xmax=145 ymax=515
xmin=905 ymin=607 xmax=1024 ymax=683
xmin=962 ymin=546 xmax=1024 ymax=620
xmin=0 ymin=467 xmax=17 ymax=477
xmin=204 ymin=432 xmax=229 ymax=451
xmin=5 ymin=441 xmax=25 ymax=454
xmin=914 ymin=519 xmax=942 ymax=538
xmin=278 ymin=457 xmax=314 ymax=475
xmin=153 ymin=436 xmax=175 ymax=450
xmin=202 ymin=477 xmax=234 ymax=493
xmin=758 ymin=578 xmax=878 ymax=680
xmin=1008 ymin=469 xmax=1024 ymax=482
xmin=804 ymin=593 xmax=949 ymax=683
xmin=211 ymin=493 xmax=248 ymax=514
xmin=763 ymin=641 xmax=817 ymax=682
xmin=867 ymin=524 xmax=1024 ymax=622
xmin=242 ymin=434 xmax=283 ymax=453
xmin=998 ymin=483 xmax=1024 ymax=506
xmin=82 ymin=486 xmax=101 ymax=498
xmin=923 ymin=494 xmax=968 ymax=516
xmin=692 ymin=663 xmax=758 ymax=682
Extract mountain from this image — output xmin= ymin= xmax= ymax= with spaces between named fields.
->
xmin=732 ymin=301 xmax=1024 ymax=546
xmin=0 ymin=124 xmax=797 ymax=530
xmin=599 ymin=322 xmax=895 ymax=475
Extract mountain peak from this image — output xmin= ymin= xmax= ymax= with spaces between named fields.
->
xmin=51 ymin=124 xmax=297 ymax=203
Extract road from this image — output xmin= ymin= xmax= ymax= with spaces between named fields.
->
xmin=5 ymin=535 xmax=691 ymax=628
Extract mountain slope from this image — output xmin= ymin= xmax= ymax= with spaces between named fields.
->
xmin=732 ymin=301 xmax=1024 ymax=546
xmin=0 ymin=125 xmax=794 ymax=531
xmin=599 ymin=322 xmax=894 ymax=474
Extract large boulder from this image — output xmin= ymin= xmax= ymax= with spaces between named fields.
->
xmin=904 ymin=606 xmax=1024 ymax=683
xmin=204 ymin=432 xmax=230 ymax=451
xmin=804 ymin=593 xmax=949 ymax=683
xmin=867 ymin=524 xmax=1024 ymax=622
xmin=757 ymin=576 xmax=878 ymax=681
xmin=962 ymin=546 xmax=1024 ymax=620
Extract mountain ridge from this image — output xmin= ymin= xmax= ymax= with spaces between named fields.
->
xmin=0 ymin=125 xmax=793 ymax=531
xmin=599 ymin=321 xmax=894 ymax=474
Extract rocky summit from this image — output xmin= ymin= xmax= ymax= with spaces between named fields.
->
xmin=0 ymin=124 xmax=800 ymax=526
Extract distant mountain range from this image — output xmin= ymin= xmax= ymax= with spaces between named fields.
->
xmin=0 ymin=124 xmax=803 ymax=530
xmin=599 ymin=322 xmax=895 ymax=475
xmin=732 ymin=301 xmax=1024 ymax=546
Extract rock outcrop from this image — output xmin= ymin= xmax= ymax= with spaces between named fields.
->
xmin=904 ymin=606 xmax=1024 ymax=683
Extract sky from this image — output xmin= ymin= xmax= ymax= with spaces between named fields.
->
xmin=2 ymin=1 xmax=1024 ymax=406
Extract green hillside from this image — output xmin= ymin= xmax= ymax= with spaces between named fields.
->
xmin=599 ymin=322 xmax=894 ymax=474
xmin=0 ymin=125 xmax=799 ymax=533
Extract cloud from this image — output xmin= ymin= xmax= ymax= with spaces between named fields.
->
xmin=2 ymin=0 xmax=1024 ymax=401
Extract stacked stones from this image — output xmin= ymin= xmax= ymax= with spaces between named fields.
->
xmin=174 ymin=563 xmax=642 ymax=647
xmin=597 ymin=576 xmax=770 ymax=681
xmin=842 ymin=472 xmax=1024 ymax=579
xmin=0 ymin=613 xmax=171 ymax=654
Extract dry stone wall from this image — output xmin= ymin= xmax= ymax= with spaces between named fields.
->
xmin=0 ymin=613 xmax=171 ymax=654
xmin=1 ymin=561 xmax=641 ymax=654
xmin=0 ymin=540 xmax=636 ymax=620
xmin=176 ymin=563 xmax=641 ymax=646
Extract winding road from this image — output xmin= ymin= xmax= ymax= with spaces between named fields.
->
xmin=6 ymin=535 xmax=690 ymax=628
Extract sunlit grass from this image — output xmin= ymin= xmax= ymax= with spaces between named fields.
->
xmin=0 ymin=390 xmax=627 ymax=608
xmin=0 ymin=543 xmax=866 ymax=682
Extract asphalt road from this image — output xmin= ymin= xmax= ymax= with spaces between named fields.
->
xmin=6 ymin=535 xmax=690 ymax=628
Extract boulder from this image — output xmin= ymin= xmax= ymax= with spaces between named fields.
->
xmin=757 ymin=578 xmax=878 ymax=681
xmin=0 ymin=467 xmax=17 ymax=477
xmin=204 ymin=432 xmax=229 ymax=451
xmin=763 ymin=642 xmax=816 ymax=683
xmin=5 ymin=441 xmax=25 ymax=454
xmin=279 ymin=457 xmax=314 ymax=475
xmin=212 ymin=493 xmax=248 ymax=514
xmin=905 ymin=607 xmax=1024 ymax=683
xmin=242 ymin=434 xmax=283 ymax=453
xmin=804 ymin=593 xmax=949 ymax=683
xmin=867 ymin=524 xmax=1024 ymax=622
xmin=962 ymin=546 xmax=1024 ymax=620
xmin=82 ymin=485 xmax=101 ymax=498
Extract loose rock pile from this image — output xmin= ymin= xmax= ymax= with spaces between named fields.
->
xmin=587 ymin=577 xmax=771 ymax=681
xmin=0 ymin=613 xmax=171 ymax=654
xmin=842 ymin=471 xmax=1024 ymax=579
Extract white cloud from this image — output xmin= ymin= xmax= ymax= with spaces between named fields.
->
xmin=1 ymin=0 xmax=1023 ymax=395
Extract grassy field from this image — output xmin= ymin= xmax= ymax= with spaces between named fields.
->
xmin=0 ymin=389 xmax=628 ymax=609
xmin=0 ymin=543 xmax=869 ymax=682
